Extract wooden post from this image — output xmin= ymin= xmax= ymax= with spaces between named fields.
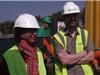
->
xmin=85 ymin=1 xmax=95 ymax=46
xmin=85 ymin=1 xmax=100 ymax=48
xmin=95 ymin=1 xmax=100 ymax=48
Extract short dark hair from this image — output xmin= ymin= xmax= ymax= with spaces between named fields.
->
xmin=14 ymin=27 xmax=25 ymax=43
xmin=14 ymin=27 xmax=35 ymax=43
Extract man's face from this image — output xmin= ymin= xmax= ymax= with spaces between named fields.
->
xmin=63 ymin=13 xmax=79 ymax=28
xmin=21 ymin=29 xmax=37 ymax=44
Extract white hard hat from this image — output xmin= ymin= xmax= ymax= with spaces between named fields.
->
xmin=14 ymin=13 xmax=40 ymax=29
xmin=62 ymin=2 xmax=80 ymax=15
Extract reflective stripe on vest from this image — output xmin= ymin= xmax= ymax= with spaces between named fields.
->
xmin=76 ymin=28 xmax=93 ymax=75
xmin=54 ymin=27 xmax=93 ymax=75
xmin=54 ymin=30 xmax=67 ymax=75
xmin=3 ymin=45 xmax=46 ymax=75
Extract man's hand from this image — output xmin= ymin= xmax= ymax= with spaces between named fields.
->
xmin=77 ymin=51 xmax=94 ymax=64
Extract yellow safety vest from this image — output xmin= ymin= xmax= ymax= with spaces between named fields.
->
xmin=54 ymin=27 xmax=93 ymax=75
xmin=3 ymin=45 xmax=46 ymax=75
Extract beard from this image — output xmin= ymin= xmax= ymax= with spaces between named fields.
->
xmin=70 ymin=21 xmax=76 ymax=27
xmin=67 ymin=20 xmax=77 ymax=28
xmin=64 ymin=21 xmax=77 ymax=32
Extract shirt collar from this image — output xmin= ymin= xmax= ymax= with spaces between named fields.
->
xmin=65 ymin=29 xmax=79 ymax=37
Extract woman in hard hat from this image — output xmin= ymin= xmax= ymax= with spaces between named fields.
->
xmin=1 ymin=13 xmax=46 ymax=75
xmin=53 ymin=2 xmax=94 ymax=75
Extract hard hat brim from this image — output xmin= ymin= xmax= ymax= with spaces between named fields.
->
xmin=62 ymin=11 xmax=80 ymax=15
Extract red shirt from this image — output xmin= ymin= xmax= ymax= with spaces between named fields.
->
xmin=93 ymin=50 xmax=100 ymax=66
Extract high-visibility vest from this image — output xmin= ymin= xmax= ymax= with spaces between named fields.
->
xmin=3 ymin=45 xmax=46 ymax=75
xmin=54 ymin=27 xmax=93 ymax=75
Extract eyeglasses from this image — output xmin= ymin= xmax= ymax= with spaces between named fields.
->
xmin=23 ymin=29 xmax=38 ymax=37
xmin=31 ymin=29 xmax=38 ymax=34
xmin=63 ymin=13 xmax=79 ymax=18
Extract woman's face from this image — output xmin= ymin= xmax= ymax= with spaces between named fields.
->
xmin=21 ymin=29 xmax=37 ymax=44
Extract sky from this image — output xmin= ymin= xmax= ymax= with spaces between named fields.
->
xmin=0 ymin=0 xmax=86 ymax=22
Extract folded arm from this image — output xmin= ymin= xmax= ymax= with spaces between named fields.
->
xmin=57 ymin=49 xmax=87 ymax=65
xmin=77 ymin=51 xmax=94 ymax=64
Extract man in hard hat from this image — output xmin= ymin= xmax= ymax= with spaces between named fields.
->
xmin=1 ymin=13 xmax=46 ymax=75
xmin=53 ymin=2 xmax=94 ymax=75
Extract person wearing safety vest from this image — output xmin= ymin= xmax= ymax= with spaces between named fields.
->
xmin=37 ymin=16 xmax=54 ymax=75
xmin=1 ymin=13 xmax=46 ymax=75
xmin=53 ymin=2 xmax=94 ymax=75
